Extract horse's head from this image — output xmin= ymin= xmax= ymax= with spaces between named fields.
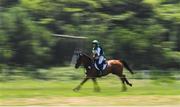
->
xmin=75 ymin=53 xmax=92 ymax=69
xmin=75 ymin=53 xmax=83 ymax=69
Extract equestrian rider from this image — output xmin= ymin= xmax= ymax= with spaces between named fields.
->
xmin=92 ymin=40 xmax=106 ymax=75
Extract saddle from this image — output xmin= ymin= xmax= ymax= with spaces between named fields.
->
xmin=94 ymin=61 xmax=108 ymax=76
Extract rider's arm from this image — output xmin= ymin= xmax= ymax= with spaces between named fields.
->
xmin=92 ymin=49 xmax=97 ymax=58
xmin=93 ymin=47 xmax=101 ymax=59
xmin=92 ymin=47 xmax=100 ymax=58
xmin=96 ymin=47 xmax=101 ymax=56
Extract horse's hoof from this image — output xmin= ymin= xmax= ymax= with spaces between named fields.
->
xmin=94 ymin=88 xmax=101 ymax=92
xmin=121 ymin=87 xmax=127 ymax=92
xmin=129 ymin=84 xmax=132 ymax=87
xmin=73 ymin=88 xmax=79 ymax=92
xmin=121 ymin=89 xmax=127 ymax=92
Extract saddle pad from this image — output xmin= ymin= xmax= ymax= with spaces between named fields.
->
xmin=94 ymin=63 xmax=107 ymax=71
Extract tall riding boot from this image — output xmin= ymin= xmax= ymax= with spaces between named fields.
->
xmin=98 ymin=64 xmax=103 ymax=76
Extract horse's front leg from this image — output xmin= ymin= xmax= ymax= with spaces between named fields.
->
xmin=92 ymin=78 xmax=101 ymax=92
xmin=73 ymin=77 xmax=89 ymax=92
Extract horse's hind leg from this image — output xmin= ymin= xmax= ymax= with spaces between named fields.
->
xmin=122 ymin=75 xmax=132 ymax=87
xmin=112 ymin=70 xmax=127 ymax=91
xmin=118 ymin=75 xmax=127 ymax=91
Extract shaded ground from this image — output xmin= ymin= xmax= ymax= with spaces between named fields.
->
xmin=1 ymin=96 xmax=180 ymax=106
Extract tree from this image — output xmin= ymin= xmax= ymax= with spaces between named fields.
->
xmin=0 ymin=7 xmax=53 ymax=67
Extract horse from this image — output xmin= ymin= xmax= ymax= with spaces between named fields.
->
xmin=73 ymin=53 xmax=134 ymax=92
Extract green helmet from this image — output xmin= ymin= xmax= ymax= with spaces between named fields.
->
xmin=92 ymin=40 xmax=99 ymax=44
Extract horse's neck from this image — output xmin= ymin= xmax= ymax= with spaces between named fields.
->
xmin=83 ymin=55 xmax=92 ymax=68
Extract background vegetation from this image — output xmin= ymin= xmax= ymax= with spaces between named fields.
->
xmin=0 ymin=0 xmax=179 ymax=73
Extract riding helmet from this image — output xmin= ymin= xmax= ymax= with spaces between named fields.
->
xmin=92 ymin=40 xmax=99 ymax=44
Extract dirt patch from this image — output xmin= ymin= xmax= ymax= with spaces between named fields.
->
xmin=1 ymin=96 xmax=180 ymax=106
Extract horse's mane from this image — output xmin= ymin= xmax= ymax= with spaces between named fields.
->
xmin=82 ymin=53 xmax=93 ymax=63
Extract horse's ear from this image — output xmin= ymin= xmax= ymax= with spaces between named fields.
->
xmin=74 ymin=49 xmax=81 ymax=56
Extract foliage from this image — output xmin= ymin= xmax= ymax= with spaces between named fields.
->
xmin=0 ymin=0 xmax=179 ymax=70
xmin=0 ymin=7 xmax=53 ymax=67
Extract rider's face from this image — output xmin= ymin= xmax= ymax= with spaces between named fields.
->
xmin=92 ymin=44 xmax=96 ymax=47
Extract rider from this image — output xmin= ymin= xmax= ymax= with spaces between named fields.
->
xmin=92 ymin=40 xmax=106 ymax=76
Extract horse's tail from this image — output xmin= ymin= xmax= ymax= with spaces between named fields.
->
xmin=120 ymin=60 xmax=134 ymax=75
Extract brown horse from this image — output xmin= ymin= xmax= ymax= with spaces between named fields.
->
xmin=74 ymin=53 xmax=134 ymax=92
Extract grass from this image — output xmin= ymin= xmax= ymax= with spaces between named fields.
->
xmin=0 ymin=78 xmax=180 ymax=98
xmin=0 ymin=67 xmax=180 ymax=106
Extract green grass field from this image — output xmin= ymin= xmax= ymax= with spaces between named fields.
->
xmin=0 ymin=67 xmax=180 ymax=106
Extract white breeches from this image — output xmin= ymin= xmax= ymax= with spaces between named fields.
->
xmin=98 ymin=56 xmax=105 ymax=64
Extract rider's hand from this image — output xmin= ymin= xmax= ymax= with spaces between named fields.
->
xmin=95 ymin=56 xmax=99 ymax=59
